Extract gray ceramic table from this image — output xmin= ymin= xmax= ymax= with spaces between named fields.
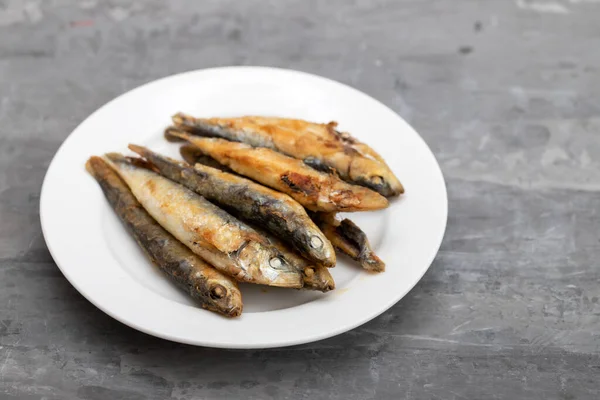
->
xmin=1 ymin=1 xmax=599 ymax=399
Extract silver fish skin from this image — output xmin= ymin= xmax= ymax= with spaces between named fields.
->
xmin=129 ymin=144 xmax=336 ymax=268
xmin=103 ymin=153 xmax=303 ymax=288
xmin=86 ymin=156 xmax=243 ymax=317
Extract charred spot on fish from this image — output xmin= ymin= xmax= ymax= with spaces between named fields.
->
xmin=280 ymin=172 xmax=318 ymax=195
xmin=332 ymin=190 xmax=360 ymax=208
xmin=281 ymin=174 xmax=301 ymax=192
xmin=309 ymin=236 xmax=323 ymax=249
xmin=210 ymin=284 xmax=226 ymax=299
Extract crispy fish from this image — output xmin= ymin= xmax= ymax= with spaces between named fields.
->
xmin=104 ymin=153 xmax=303 ymax=288
xmin=312 ymin=213 xmax=385 ymax=272
xmin=86 ymin=156 xmax=243 ymax=317
xmin=172 ymin=113 xmax=403 ymax=197
xmin=129 ymin=144 xmax=336 ymax=268
xmin=166 ymin=129 xmax=389 ymax=213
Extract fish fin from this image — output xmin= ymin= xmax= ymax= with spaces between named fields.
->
xmin=125 ymin=156 xmax=158 ymax=172
xmin=181 ymin=145 xmax=232 ymax=172
xmin=164 ymin=126 xmax=190 ymax=142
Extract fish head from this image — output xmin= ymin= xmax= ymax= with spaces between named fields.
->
xmin=302 ymin=265 xmax=335 ymax=292
xmin=297 ymin=230 xmax=337 ymax=268
xmin=236 ymin=242 xmax=303 ymax=288
xmin=202 ymin=278 xmax=243 ymax=317
xmin=349 ymin=158 xmax=404 ymax=197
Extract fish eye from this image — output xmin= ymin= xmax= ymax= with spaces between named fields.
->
xmin=309 ymin=236 xmax=323 ymax=249
xmin=269 ymin=257 xmax=284 ymax=269
xmin=372 ymin=176 xmax=384 ymax=185
xmin=210 ymin=285 xmax=226 ymax=299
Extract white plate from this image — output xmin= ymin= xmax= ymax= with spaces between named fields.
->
xmin=40 ymin=67 xmax=447 ymax=349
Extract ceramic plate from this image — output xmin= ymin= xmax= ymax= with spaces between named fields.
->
xmin=40 ymin=67 xmax=447 ymax=348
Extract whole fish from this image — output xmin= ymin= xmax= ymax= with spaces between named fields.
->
xmin=166 ymin=128 xmax=389 ymax=213
xmin=86 ymin=156 xmax=243 ymax=317
xmin=129 ymin=144 xmax=336 ymax=268
xmin=104 ymin=153 xmax=303 ymax=288
xmin=177 ymin=146 xmax=335 ymax=290
xmin=312 ymin=213 xmax=385 ymax=272
xmin=172 ymin=113 xmax=403 ymax=197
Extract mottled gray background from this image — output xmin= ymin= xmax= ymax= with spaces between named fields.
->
xmin=1 ymin=0 xmax=599 ymax=399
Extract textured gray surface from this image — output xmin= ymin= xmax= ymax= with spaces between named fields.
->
xmin=1 ymin=0 xmax=599 ymax=399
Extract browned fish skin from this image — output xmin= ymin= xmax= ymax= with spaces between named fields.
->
xmin=305 ymin=121 xmax=389 ymax=165
xmin=312 ymin=213 xmax=385 ymax=272
xmin=168 ymin=129 xmax=389 ymax=213
xmin=85 ymin=156 xmax=243 ymax=317
xmin=129 ymin=144 xmax=336 ymax=268
xmin=104 ymin=153 xmax=304 ymax=288
xmin=172 ymin=113 xmax=403 ymax=196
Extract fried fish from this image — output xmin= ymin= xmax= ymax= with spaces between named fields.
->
xmin=166 ymin=129 xmax=389 ymax=213
xmin=104 ymin=153 xmax=303 ymax=288
xmin=129 ymin=144 xmax=336 ymax=268
xmin=172 ymin=113 xmax=403 ymax=196
xmin=86 ymin=156 xmax=243 ymax=317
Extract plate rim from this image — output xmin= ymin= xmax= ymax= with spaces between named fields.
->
xmin=40 ymin=66 xmax=448 ymax=349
